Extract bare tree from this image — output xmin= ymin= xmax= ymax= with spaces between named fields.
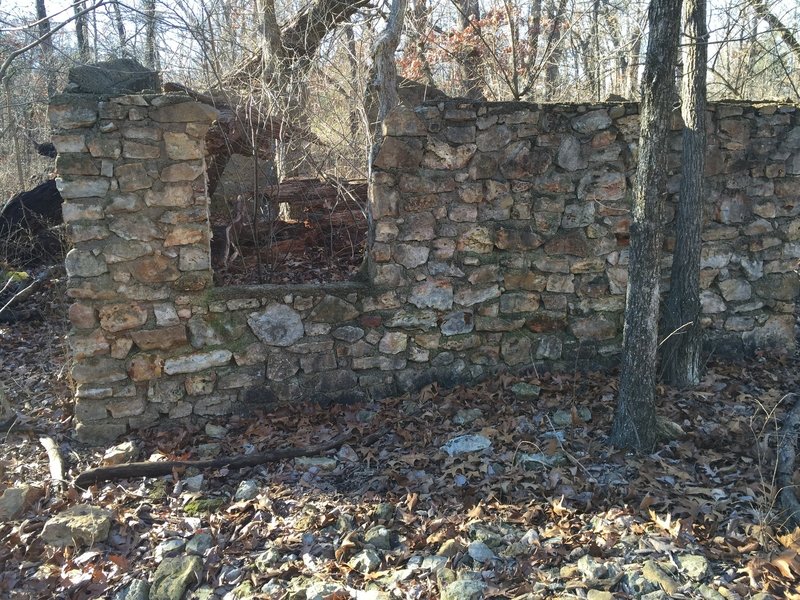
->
xmin=109 ymin=1 xmax=129 ymax=56
xmin=143 ymin=0 xmax=158 ymax=69
xmin=662 ymin=0 xmax=708 ymax=387
xmin=407 ymin=0 xmax=436 ymax=87
xmin=371 ymin=0 xmax=408 ymax=159
xmin=544 ymin=0 xmax=568 ymax=99
xmin=611 ymin=0 xmax=683 ymax=452
xmin=74 ymin=0 xmax=91 ymax=61
xmin=749 ymin=0 xmax=800 ymax=66
xmin=455 ymin=0 xmax=485 ymax=100
xmin=35 ymin=0 xmax=56 ymax=97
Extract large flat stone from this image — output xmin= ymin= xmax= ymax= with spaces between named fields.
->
xmin=248 ymin=304 xmax=304 ymax=346
xmin=41 ymin=505 xmax=113 ymax=547
xmin=163 ymin=350 xmax=233 ymax=374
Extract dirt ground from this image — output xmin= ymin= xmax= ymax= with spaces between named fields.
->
xmin=0 ymin=279 xmax=798 ymax=599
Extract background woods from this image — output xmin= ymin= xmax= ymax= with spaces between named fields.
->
xmin=0 ymin=2 xmax=799 ymax=598
xmin=0 ymin=0 xmax=798 ymax=203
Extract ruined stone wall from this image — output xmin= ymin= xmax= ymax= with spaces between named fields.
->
xmin=50 ymin=93 xmax=800 ymax=442
xmin=370 ymin=101 xmax=800 ymax=364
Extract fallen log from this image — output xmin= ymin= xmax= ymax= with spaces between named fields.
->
xmin=74 ymin=429 xmax=352 ymax=488
xmin=777 ymin=393 xmax=800 ymax=531
xmin=264 ymin=178 xmax=367 ymax=207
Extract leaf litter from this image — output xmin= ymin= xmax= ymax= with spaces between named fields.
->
xmin=0 ymin=283 xmax=799 ymax=599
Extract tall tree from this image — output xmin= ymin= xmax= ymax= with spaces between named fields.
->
xmin=662 ymin=0 xmax=708 ymax=387
xmin=611 ymin=0 xmax=683 ymax=452
xmin=109 ymin=1 xmax=129 ymax=57
xmin=408 ymin=0 xmax=436 ymax=87
xmin=250 ymin=0 xmax=371 ymax=176
xmin=456 ymin=0 xmax=485 ymax=100
xmin=143 ymin=0 xmax=158 ymax=69
xmin=748 ymin=0 xmax=800 ymax=67
xmin=35 ymin=0 xmax=55 ymax=97
xmin=73 ymin=0 xmax=91 ymax=61
xmin=544 ymin=0 xmax=568 ymax=99
xmin=371 ymin=0 xmax=408 ymax=159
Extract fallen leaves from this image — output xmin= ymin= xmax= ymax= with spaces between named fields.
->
xmin=2 ymin=288 xmax=800 ymax=598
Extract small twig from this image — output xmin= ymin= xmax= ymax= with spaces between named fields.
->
xmin=39 ymin=436 xmax=65 ymax=491
xmin=75 ymin=429 xmax=353 ymax=488
xmin=0 ymin=265 xmax=59 ymax=319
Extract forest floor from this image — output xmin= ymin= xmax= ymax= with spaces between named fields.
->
xmin=0 ymin=278 xmax=799 ymax=600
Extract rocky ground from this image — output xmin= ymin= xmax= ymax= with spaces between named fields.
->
xmin=0 ymin=279 xmax=799 ymax=600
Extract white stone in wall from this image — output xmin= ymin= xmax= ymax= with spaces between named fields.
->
xmin=179 ymin=247 xmax=210 ymax=271
xmin=572 ymin=109 xmax=612 ymax=134
xmin=163 ymin=350 xmax=233 ymax=375
xmin=57 ymin=178 xmax=110 ymax=199
xmin=700 ymin=291 xmax=726 ymax=314
xmin=52 ymin=134 xmax=87 ymax=153
xmin=248 ymin=304 xmax=304 ymax=346
xmin=65 ymin=249 xmax=108 ymax=278
xmin=557 ymin=136 xmax=587 ymax=171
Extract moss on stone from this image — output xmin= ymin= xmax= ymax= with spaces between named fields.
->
xmin=184 ymin=497 xmax=225 ymax=515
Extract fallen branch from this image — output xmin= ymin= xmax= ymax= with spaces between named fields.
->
xmin=777 ymin=394 xmax=800 ymax=531
xmin=39 ymin=436 xmax=65 ymax=491
xmin=74 ymin=429 xmax=352 ymax=488
xmin=0 ymin=265 xmax=60 ymax=320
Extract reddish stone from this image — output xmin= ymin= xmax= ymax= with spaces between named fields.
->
xmin=69 ymin=303 xmax=97 ymax=329
xmin=130 ymin=255 xmax=180 ymax=283
xmin=374 ymin=137 xmax=423 ymax=170
xmin=495 ymin=227 xmax=543 ymax=251
xmin=127 ymin=353 xmax=164 ymax=382
xmin=544 ymin=231 xmax=589 ymax=257
xmin=504 ymin=271 xmax=547 ymax=291
xmin=99 ymin=303 xmax=148 ymax=333
xmin=130 ymin=325 xmax=188 ymax=351
xmin=526 ymin=315 xmax=567 ymax=333
xmin=591 ymin=130 xmax=616 ymax=148
xmin=69 ymin=329 xmax=110 ymax=359
xmin=361 ymin=315 xmax=382 ymax=328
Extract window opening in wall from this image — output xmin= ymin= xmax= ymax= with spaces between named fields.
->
xmin=209 ymin=172 xmax=368 ymax=286
xmin=186 ymin=80 xmax=370 ymax=287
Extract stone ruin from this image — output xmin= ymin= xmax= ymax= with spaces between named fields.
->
xmin=48 ymin=91 xmax=800 ymax=442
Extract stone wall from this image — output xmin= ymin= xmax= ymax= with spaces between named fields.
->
xmin=50 ymin=93 xmax=800 ymax=442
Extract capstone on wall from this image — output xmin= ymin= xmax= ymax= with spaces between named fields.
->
xmin=49 ymin=93 xmax=800 ymax=443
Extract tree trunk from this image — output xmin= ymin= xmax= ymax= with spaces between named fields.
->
xmin=662 ymin=0 xmax=707 ymax=387
xmin=346 ymin=24 xmax=361 ymax=139
xmin=523 ymin=0 xmax=543 ymax=96
xmin=371 ymin=0 xmax=408 ymax=161
xmin=611 ymin=0 xmax=683 ymax=452
xmin=74 ymin=0 xmax=90 ymax=62
xmin=110 ymin=1 xmax=128 ymax=57
xmin=35 ymin=0 xmax=55 ymax=97
xmin=457 ymin=0 xmax=485 ymax=100
xmin=409 ymin=0 xmax=436 ymax=87
xmin=544 ymin=0 xmax=568 ymax=100
xmin=256 ymin=0 xmax=371 ymax=178
xmin=627 ymin=27 xmax=642 ymax=99
xmin=257 ymin=0 xmax=283 ymax=76
xmin=592 ymin=0 xmax=601 ymax=101
xmin=143 ymin=0 xmax=158 ymax=69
